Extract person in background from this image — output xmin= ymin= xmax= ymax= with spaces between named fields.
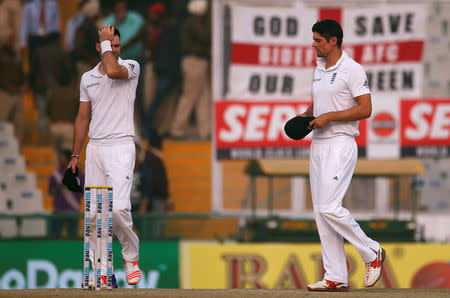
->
xmin=141 ymin=2 xmax=166 ymax=139
xmin=74 ymin=0 xmax=102 ymax=83
xmin=0 ymin=0 xmax=23 ymax=57
xmin=132 ymin=138 xmax=172 ymax=239
xmin=49 ymin=149 xmax=84 ymax=239
xmin=144 ymin=2 xmax=181 ymax=143
xmin=46 ymin=72 xmax=79 ymax=151
xmin=102 ymin=0 xmax=144 ymax=61
xmin=0 ymin=34 xmax=24 ymax=143
xmin=31 ymin=33 xmax=74 ymax=142
xmin=64 ymin=0 xmax=87 ymax=52
xmin=102 ymin=0 xmax=145 ymax=130
xmin=169 ymin=0 xmax=211 ymax=140
xmin=20 ymin=0 xmax=60 ymax=89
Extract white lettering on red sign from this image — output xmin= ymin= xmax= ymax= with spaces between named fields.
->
xmin=216 ymin=102 xmax=311 ymax=147
xmin=431 ymin=104 xmax=450 ymax=139
xmin=245 ymin=106 xmax=270 ymax=141
xmin=402 ymin=101 xmax=450 ymax=145
xmin=361 ymin=44 xmax=399 ymax=64
xmin=220 ymin=105 xmax=246 ymax=142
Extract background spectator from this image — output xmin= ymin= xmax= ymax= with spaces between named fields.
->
xmin=0 ymin=35 xmax=24 ymax=143
xmin=102 ymin=0 xmax=144 ymax=60
xmin=64 ymin=0 xmax=86 ymax=52
xmin=0 ymin=0 xmax=23 ymax=57
xmin=141 ymin=2 xmax=162 ymax=138
xmin=49 ymin=149 xmax=84 ymax=239
xmin=30 ymin=33 xmax=73 ymax=142
xmin=169 ymin=0 xmax=211 ymax=140
xmin=144 ymin=2 xmax=182 ymax=143
xmin=131 ymin=140 xmax=172 ymax=239
xmin=102 ymin=0 xmax=146 ymax=134
xmin=46 ymin=72 xmax=79 ymax=151
xmin=73 ymin=0 xmax=102 ymax=83
xmin=20 ymin=0 xmax=60 ymax=86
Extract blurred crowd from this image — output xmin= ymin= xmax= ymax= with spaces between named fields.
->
xmin=0 ymin=0 xmax=212 ymax=154
xmin=0 ymin=0 xmax=209 ymax=238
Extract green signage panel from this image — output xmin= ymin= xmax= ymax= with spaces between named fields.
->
xmin=0 ymin=241 xmax=179 ymax=289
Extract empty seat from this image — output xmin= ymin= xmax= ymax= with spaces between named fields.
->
xmin=20 ymin=219 xmax=46 ymax=237
xmin=0 ymin=172 xmax=37 ymax=193
xmin=12 ymin=189 xmax=45 ymax=214
xmin=0 ymin=155 xmax=25 ymax=173
xmin=0 ymin=122 xmax=14 ymax=138
xmin=14 ymin=189 xmax=47 ymax=237
xmin=0 ymin=189 xmax=8 ymax=213
xmin=0 ymin=137 xmax=19 ymax=156
xmin=0 ymin=218 xmax=18 ymax=238
xmin=12 ymin=189 xmax=47 ymax=237
xmin=0 ymin=190 xmax=18 ymax=238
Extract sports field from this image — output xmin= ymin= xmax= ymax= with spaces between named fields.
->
xmin=0 ymin=289 xmax=449 ymax=297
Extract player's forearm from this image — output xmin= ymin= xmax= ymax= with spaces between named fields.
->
xmin=102 ymin=52 xmax=122 ymax=78
xmin=72 ymin=115 xmax=89 ymax=155
xmin=328 ymin=103 xmax=371 ymax=122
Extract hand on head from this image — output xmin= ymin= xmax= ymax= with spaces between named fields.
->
xmin=98 ymin=25 xmax=115 ymax=42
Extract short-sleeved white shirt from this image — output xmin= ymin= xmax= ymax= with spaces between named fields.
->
xmin=80 ymin=58 xmax=140 ymax=140
xmin=312 ymin=51 xmax=370 ymax=139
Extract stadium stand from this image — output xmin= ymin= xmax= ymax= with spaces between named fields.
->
xmin=0 ymin=122 xmax=48 ymax=238
xmin=21 ymin=146 xmax=56 ymax=211
xmin=0 ymin=172 xmax=37 ymax=193
xmin=0 ymin=154 xmax=25 ymax=174
xmin=0 ymin=137 xmax=19 ymax=156
xmin=12 ymin=189 xmax=46 ymax=237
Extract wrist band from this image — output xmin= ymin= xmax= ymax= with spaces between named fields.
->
xmin=71 ymin=154 xmax=80 ymax=159
xmin=100 ymin=40 xmax=112 ymax=55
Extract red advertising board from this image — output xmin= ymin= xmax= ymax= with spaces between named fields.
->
xmin=215 ymin=101 xmax=367 ymax=159
xmin=400 ymin=99 xmax=450 ymax=157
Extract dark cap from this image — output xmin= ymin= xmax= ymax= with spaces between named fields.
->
xmin=62 ymin=167 xmax=83 ymax=193
xmin=284 ymin=116 xmax=315 ymax=140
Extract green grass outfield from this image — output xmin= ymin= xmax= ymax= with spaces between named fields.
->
xmin=0 ymin=289 xmax=449 ymax=297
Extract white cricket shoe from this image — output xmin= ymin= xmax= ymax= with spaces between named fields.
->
xmin=125 ymin=261 xmax=142 ymax=285
xmin=364 ymin=247 xmax=386 ymax=287
xmin=307 ymin=279 xmax=349 ymax=292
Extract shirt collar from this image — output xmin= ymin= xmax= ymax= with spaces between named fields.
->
xmin=316 ymin=51 xmax=347 ymax=72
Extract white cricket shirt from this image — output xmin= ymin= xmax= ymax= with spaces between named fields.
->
xmin=80 ymin=58 xmax=140 ymax=141
xmin=312 ymin=51 xmax=370 ymax=139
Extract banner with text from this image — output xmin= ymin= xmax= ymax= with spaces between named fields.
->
xmin=215 ymin=101 xmax=367 ymax=159
xmin=216 ymin=3 xmax=427 ymax=159
xmin=181 ymin=242 xmax=450 ymax=289
xmin=0 ymin=241 xmax=179 ymax=289
xmin=400 ymin=99 xmax=450 ymax=158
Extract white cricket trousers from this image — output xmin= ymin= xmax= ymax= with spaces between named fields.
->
xmin=85 ymin=138 xmax=139 ymax=275
xmin=310 ymin=135 xmax=380 ymax=283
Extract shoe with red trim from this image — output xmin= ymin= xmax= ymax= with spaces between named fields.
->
xmin=125 ymin=261 xmax=142 ymax=285
xmin=307 ymin=279 xmax=349 ymax=292
xmin=364 ymin=247 xmax=386 ymax=287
